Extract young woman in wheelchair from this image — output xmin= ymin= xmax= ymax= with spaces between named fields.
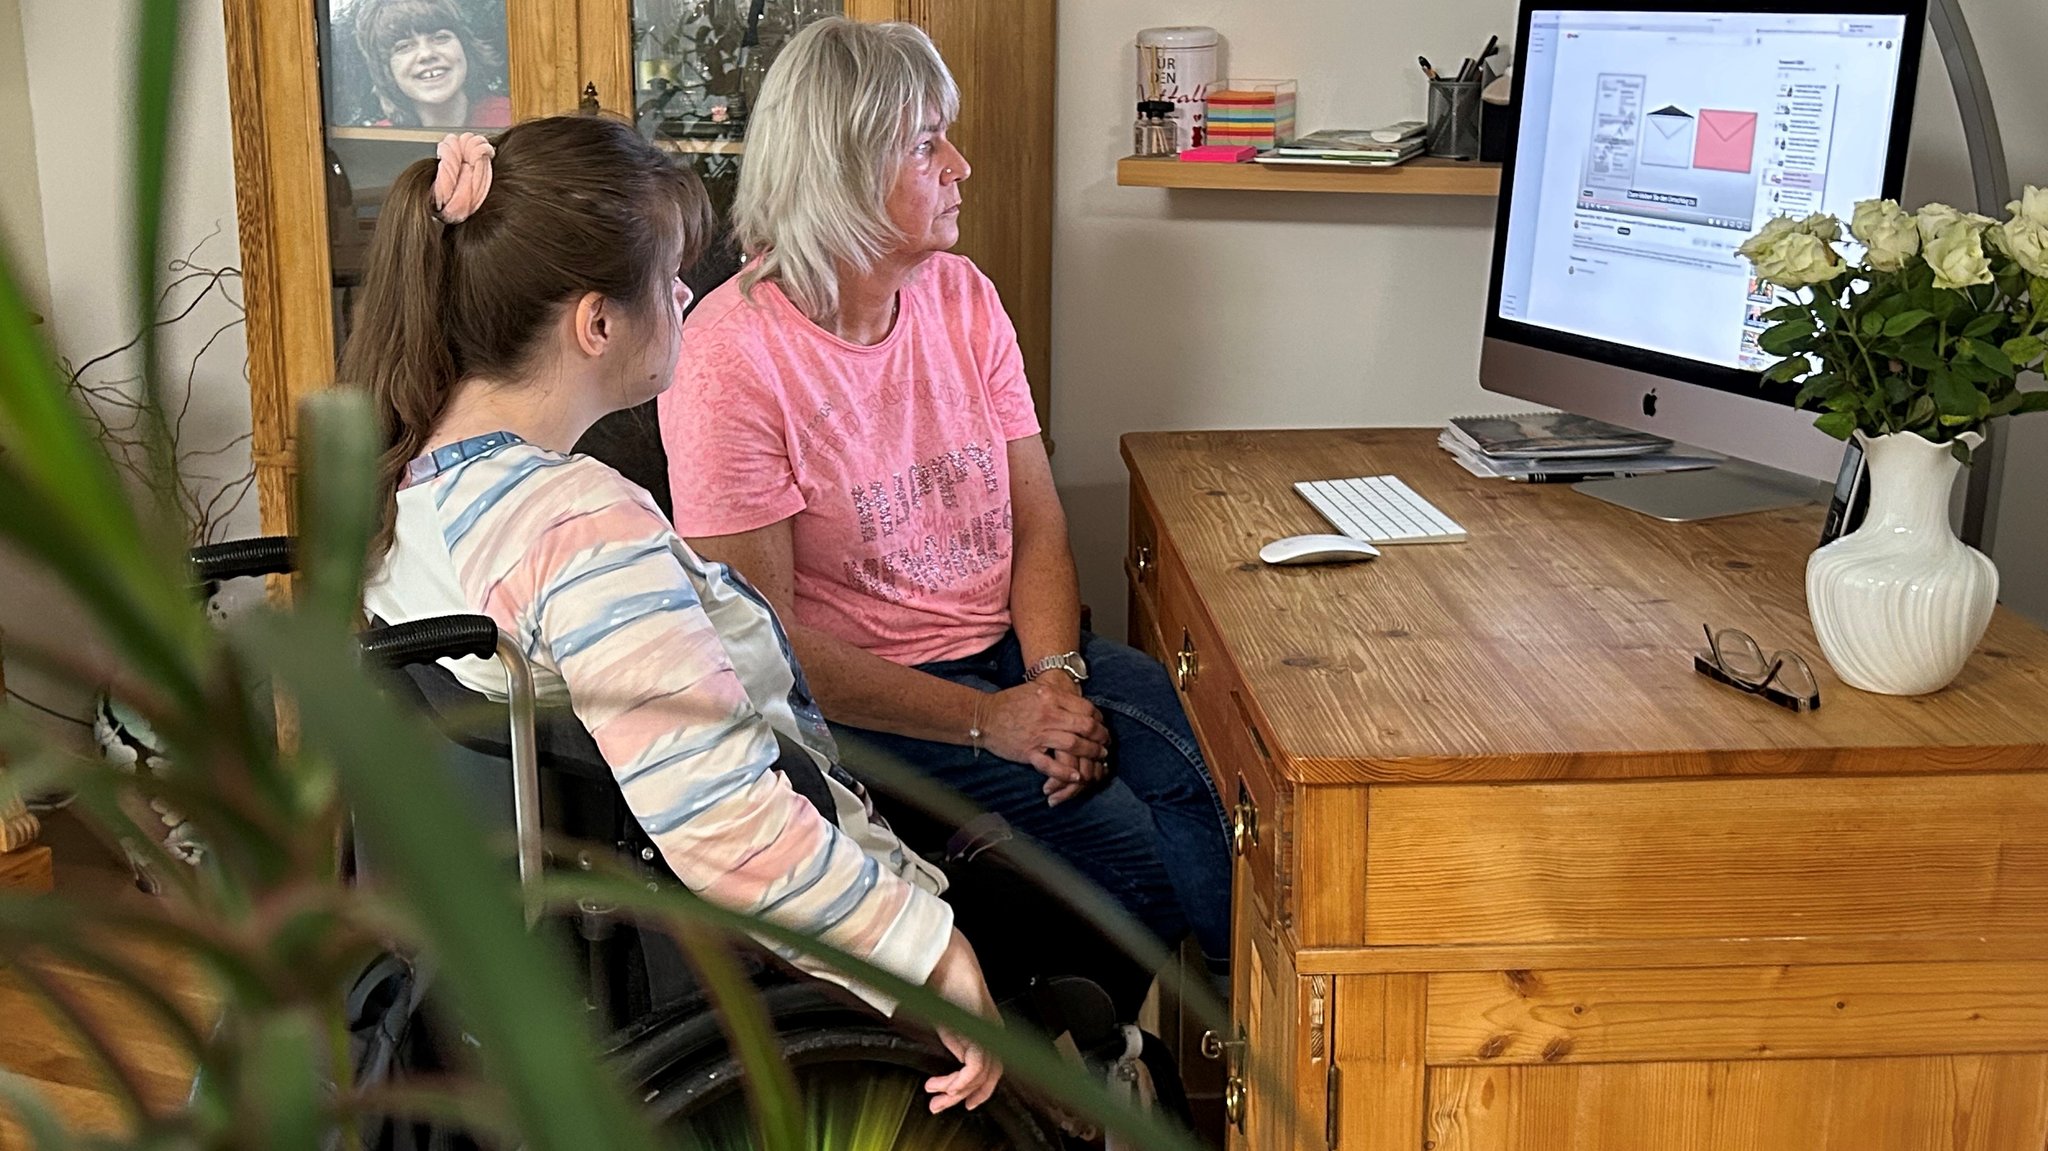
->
xmin=338 ymin=114 xmax=1007 ymax=1114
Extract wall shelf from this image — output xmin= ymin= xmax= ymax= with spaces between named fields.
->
xmin=1116 ymin=154 xmax=1500 ymax=197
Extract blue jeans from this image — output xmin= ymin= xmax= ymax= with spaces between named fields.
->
xmin=832 ymin=631 xmax=1233 ymax=970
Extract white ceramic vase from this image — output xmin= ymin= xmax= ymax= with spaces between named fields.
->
xmin=1806 ymin=430 xmax=1998 ymax=696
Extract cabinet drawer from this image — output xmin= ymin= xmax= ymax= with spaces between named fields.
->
xmin=1158 ymin=556 xmax=1291 ymax=929
xmin=1364 ymin=775 xmax=2048 ymax=946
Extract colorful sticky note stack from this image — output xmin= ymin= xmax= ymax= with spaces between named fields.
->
xmin=1203 ymin=80 xmax=1297 ymax=150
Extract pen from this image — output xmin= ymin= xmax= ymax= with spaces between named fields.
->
xmin=1418 ymin=55 xmax=1440 ymax=81
xmin=1454 ymin=57 xmax=1475 ymax=82
xmin=1477 ymin=34 xmax=1500 ymax=66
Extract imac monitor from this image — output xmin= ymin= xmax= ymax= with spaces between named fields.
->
xmin=1482 ymin=0 xmax=1925 ymax=518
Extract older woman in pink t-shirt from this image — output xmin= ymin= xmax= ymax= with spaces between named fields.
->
xmin=658 ymin=19 xmax=1231 ymax=999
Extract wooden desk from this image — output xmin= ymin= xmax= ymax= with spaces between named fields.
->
xmin=1122 ymin=428 xmax=2048 ymax=1151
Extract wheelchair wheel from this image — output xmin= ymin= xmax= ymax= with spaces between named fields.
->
xmin=614 ymin=982 xmax=1061 ymax=1149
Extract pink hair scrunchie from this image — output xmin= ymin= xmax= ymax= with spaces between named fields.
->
xmin=432 ymin=132 xmax=495 ymax=225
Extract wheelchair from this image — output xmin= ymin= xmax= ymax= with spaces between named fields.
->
xmin=190 ymin=537 xmax=1192 ymax=1149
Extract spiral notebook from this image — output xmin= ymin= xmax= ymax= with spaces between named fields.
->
xmin=1444 ymin=412 xmax=1672 ymax=459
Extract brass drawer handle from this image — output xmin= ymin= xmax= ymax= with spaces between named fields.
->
xmin=1224 ymin=1072 xmax=1246 ymax=1129
xmin=1175 ymin=628 xmax=1199 ymax=691
xmin=1133 ymin=544 xmax=1153 ymax=582
xmin=1233 ymin=779 xmax=1261 ymax=857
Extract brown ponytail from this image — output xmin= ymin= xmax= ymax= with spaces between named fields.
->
xmin=337 ymin=115 xmax=713 ymax=562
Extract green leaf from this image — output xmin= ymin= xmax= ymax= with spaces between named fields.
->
xmin=1882 ymin=375 xmax=1912 ymax=405
xmin=1931 ymin=368 xmax=1979 ymax=419
xmin=2018 ymin=390 xmax=2048 ymax=414
xmin=1759 ymin=322 xmax=1814 ymax=356
xmin=297 ymin=393 xmax=380 ymax=631
xmin=1860 ymin=311 xmax=1886 ymax=337
xmin=1897 ymin=343 xmax=1946 ymax=372
xmin=0 ymin=252 xmax=205 ymax=714
xmin=1764 ymin=356 xmax=1808 ymax=384
xmin=1906 ymin=395 xmax=1937 ymax=427
xmin=240 ymin=614 xmax=666 ymax=1151
xmin=1882 ymin=310 xmax=1934 ymax=338
xmin=1968 ymin=338 xmax=2016 ymax=377
xmin=1952 ymin=440 xmax=1974 ymax=465
xmin=1794 ymin=373 xmax=1842 ymax=407
xmin=548 ymin=871 xmax=1215 ymax=1151
xmin=0 ymin=1073 xmax=80 ymax=1151
xmin=1812 ymin=411 xmax=1857 ymax=440
xmin=669 ymin=924 xmax=805 ymax=1151
xmin=249 ymin=1012 xmax=324 ymax=1150
xmin=1962 ymin=312 xmax=2005 ymax=339
xmin=1762 ymin=303 xmax=1808 ymax=322
xmin=2003 ymin=335 xmax=2046 ymax=369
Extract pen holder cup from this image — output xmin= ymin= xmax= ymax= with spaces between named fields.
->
xmin=1425 ymin=79 xmax=1484 ymax=160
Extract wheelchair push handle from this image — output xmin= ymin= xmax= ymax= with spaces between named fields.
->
xmin=359 ymin=614 xmax=546 ymax=921
xmin=358 ymin=615 xmax=502 ymax=669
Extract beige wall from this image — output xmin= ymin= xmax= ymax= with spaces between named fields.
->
xmin=0 ymin=0 xmax=47 ymax=310
xmin=1050 ymin=0 xmax=2048 ymax=637
xmin=2 ymin=0 xmax=251 ymax=743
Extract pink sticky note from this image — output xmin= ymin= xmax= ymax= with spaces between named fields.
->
xmin=1693 ymin=109 xmax=1757 ymax=173
xmin=1179 ymin=145 xmax=1257 ymax=163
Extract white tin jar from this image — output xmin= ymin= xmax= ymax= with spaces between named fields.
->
xmin=1136 ymin=26 xmax=1219 ymax=152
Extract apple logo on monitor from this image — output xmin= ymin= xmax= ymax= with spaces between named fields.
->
xmin=1643 ymin=389 xmax=1659 ymax=417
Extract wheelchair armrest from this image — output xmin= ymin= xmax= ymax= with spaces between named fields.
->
xmin=360 ymin=615 xmax=501 ymax=670
xmin=189 ymin=535 xmax=296 ymax=585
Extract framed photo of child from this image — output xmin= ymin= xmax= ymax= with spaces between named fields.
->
xmin=326 ymin=0 xmax=512 ymax=128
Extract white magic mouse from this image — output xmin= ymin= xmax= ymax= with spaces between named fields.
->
xmin=1258 ymin=534 xmax=1381 ymax=566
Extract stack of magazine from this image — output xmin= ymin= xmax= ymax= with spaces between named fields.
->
xmin=1439 ymin=412 xmax=1720 ymax=482
xmin=1255 ymin=128 xmax=1423 ymax=169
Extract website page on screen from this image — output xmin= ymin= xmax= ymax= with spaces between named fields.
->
xmin=1497 ymin=10 xmax=1908 ymax=372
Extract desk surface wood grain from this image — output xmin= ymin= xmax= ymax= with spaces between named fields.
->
xmin=1122 ymin=428 xmax=2048 ymax=783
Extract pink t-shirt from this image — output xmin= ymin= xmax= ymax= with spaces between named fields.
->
xmin=660 ymin=253 xmax=1041 ymax=666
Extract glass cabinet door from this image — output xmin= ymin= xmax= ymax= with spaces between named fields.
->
xmin=624 ymin=0 xmax=841 ymax=209
xmin=315 ymin=0 xmax=520 ymax=349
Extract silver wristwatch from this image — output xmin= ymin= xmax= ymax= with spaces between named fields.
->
xmin=1025 ymin=651 xmax=1089 ymax=684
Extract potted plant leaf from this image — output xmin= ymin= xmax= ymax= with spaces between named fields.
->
xmin=1739 ymin=187 xmax=2048 ymax=695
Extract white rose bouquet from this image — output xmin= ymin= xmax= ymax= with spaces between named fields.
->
xmin=1739 ymin=188 xmax=2048 ymax=458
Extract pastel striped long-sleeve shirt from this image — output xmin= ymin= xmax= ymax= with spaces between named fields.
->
xmin=363 ymin=432 xmax=953 ymax=1012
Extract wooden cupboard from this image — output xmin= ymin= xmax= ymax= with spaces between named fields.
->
xmin=222 ymin=0 xmax=1053 ymax=533
xmin=1126 ymin=427 xmax=2048 ymax=1151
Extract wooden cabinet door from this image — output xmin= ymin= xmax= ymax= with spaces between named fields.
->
xmin=1227 ymin=855 xmax=1301 ymax=1151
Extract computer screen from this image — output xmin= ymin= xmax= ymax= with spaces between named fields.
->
xmin=1481 ymin=1 xmax=1924 ymax=484
xmin=1496 ymin=7 xmax=1912 ymax=373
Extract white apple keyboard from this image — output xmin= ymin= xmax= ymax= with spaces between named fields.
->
xmin=1293 ymin=475 xmax=1468 ymax=545
xmin=1259 ymin=534 xmax=1380 ymax=566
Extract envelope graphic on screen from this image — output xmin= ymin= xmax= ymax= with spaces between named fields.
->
xmin=1642 ymin=105 xmax=1696 ymax=168
xmin=1694 ymin=108 xmax=1758 ymax=173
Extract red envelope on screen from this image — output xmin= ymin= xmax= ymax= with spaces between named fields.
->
xmin=1694 ymin=109 xmax=1758 ymax=172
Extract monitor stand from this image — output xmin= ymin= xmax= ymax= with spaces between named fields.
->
xmin=1573 ymin=458 xmax=1827 ymax=522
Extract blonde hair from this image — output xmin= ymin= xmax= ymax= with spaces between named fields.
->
xmin=732 ymin=18 xmax=959 ymax=321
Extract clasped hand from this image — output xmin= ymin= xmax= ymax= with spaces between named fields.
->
xmin=978 ymin=677 xmax=1110 ymax=806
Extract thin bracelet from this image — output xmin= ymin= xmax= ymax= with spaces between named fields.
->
xmin=968 ymin=693 xmax=986 ymax=760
